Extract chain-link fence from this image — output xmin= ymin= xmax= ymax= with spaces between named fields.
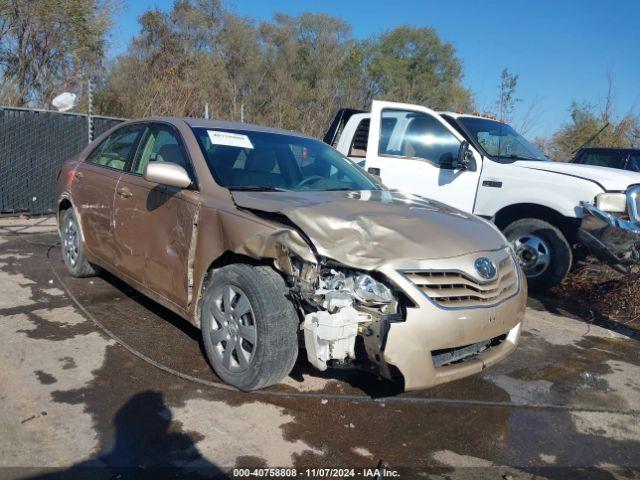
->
xmin=0 ymin=106 xmax=124 ymax=215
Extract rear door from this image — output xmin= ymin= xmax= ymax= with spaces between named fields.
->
xmin=112 ymin=123 xmax=200 ymax=309
xmin=365 ymin=100 xmax=482 ymax=212
xmin=72 ymin=124 xmax=145 ymax=265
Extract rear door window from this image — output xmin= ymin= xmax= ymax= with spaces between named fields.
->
xmin=348 ymin=119 xmax=370 ymax=158
xmin=86 ymin=125 xmax=144 ymax=171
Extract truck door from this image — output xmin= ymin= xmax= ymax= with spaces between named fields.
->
xmin=365 ymin=100 xmax=482 ymax=212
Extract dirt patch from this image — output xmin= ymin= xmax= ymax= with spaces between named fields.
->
xmin=550 ymin=261 xmax=640 ymax=331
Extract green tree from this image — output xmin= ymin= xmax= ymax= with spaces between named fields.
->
xmin=546 ymin=102 xmax=640 ymax=161
xmin=363 ymin=26 xmax=473 ymax=111
xmin=0 ymin=0 xmax=112 ymax=107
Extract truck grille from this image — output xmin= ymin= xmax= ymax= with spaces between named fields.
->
xmin=402 ymin=255 xmax=519 ymax=308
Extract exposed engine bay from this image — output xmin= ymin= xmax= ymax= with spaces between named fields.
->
xmin=291 ymin=263 xmax=402 ymax=379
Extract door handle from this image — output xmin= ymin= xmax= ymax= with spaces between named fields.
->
xmin=117 ymin=187 xmax=132 ymax=198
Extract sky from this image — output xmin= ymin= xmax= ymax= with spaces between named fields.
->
xmin=108 ymin=0 xmax=640 ymax=138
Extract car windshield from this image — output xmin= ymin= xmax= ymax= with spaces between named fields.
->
xmin=458 ymin=117 xmax=548 ymax=161
xmin=192 ymin=128 xmax=381 ymax=191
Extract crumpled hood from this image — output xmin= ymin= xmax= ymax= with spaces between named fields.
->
xmin=231 ymin=190 xmax=507 ymax=269
xmin=516 ymin=160 xmax=640 ymax=191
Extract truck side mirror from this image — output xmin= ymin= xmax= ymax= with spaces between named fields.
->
xmin=456 ymin=141 xmax=475 ymax=171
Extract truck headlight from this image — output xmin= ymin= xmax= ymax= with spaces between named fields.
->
xmin=628 ymin=185 xmax=640 ymax=223
xmin=352 ymin=274 xmax=394 ymax=304
xmin=596 ymin=193 xmax=627 ymax=213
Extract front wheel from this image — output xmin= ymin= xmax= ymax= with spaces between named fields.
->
xmin=200 ymin=264 xmax=299 ymax=391
xmin=60 ymin=209 xmax=98 ymax=278
xmin=503 ymin=218 xmax=572 ymax=291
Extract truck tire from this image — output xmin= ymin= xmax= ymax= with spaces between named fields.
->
xmin=60 ymin=209 xmax=98 ymax=278
xmin=200 ymin=264 xmax=299 ymax=391
xmin=503 ymin=218 xmax=572 ymax=291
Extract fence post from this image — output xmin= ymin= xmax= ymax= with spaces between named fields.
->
xmin=87 ymin=78 xmax=93 ymax=144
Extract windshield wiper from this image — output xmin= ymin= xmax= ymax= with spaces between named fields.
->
xmin=228 ymin=186 xmax=288 ymax=192
xmin=507 ymin=154 xmax=545 ymax=162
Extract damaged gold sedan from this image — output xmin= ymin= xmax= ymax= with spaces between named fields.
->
xmin=55 ymin=118 xmax=526 ymax=391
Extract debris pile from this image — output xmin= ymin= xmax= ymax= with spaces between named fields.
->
xmin=553 ymin=261 xmax=640 ymax=329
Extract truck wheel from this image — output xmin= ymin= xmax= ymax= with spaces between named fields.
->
xmin=503 ymin=218 xmax=572 ymax=291
xmin=200 ymin=264 xmax=299 ymax=391
xmin=60 ymin=209 xmax=98 ymax=278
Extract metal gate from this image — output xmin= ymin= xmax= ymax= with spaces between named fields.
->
xmin=0 ymin=106 xmax=124 ymax=215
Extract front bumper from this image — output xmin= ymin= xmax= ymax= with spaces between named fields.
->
xmin=578 ymin=202 xmax=640 ymax=273
xmin=378 ymin=249 xmax=527 ymax=391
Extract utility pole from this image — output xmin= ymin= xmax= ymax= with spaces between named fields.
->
xmin=87 ymin=78 xmax=93 ymax=144
xmin=204 ymin=102 xmax=209 ymax=119
xmin=240 ymin=103 xmax=244 ymax=123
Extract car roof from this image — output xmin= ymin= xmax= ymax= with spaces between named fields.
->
xmin=137 ymin=116 xmax=312 ymax=140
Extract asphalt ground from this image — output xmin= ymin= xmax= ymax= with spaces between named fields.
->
xmin=0 ymin=219 xmax=639 ymax=479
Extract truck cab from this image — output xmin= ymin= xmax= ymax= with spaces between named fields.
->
xmin=325 ymin=100 xmax=640 ymax=290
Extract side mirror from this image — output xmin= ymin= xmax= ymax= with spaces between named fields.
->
xmin=144 ymin=162 xmax=192 ymax=189
xmin=456 ymin=141 xmax=474 ymax=171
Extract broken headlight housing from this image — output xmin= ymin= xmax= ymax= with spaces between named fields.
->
xmin=351 ymin=274 xmax=395 ymax=305
xmin=596 ymin=192 xmax=627 ymax=214
xmin=320 ymin=269 xmax=395 ymax=306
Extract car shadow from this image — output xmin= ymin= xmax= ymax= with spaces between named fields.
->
xmin=26 ymin=391 xmax=229 ymax=479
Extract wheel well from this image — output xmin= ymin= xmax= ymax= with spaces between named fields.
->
xmin=58 ymin=199 xmax=72 ymax=230
xmin=493 ymin=203 xmax=580 ymax=243
xmin=195 ymin=251 xmax=277 ymax=327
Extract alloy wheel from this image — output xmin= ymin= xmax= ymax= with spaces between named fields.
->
xmin=207 ymin=285 xmax=257 ymax=373
xmin=63 ymin=219 xmax=79 ymax=267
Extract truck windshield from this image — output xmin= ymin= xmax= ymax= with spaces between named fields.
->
xmin=458 ymin=117 xmax=547 ymax=161
xmin=192 ymin=128 xmax=381 ymax=191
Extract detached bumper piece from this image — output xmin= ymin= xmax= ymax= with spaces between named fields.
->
xmin=579 ymin=201 xmax=640 ymax=273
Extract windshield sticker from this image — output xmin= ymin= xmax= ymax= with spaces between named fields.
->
xmin=207 ymin=130 xmax=254 ymax=149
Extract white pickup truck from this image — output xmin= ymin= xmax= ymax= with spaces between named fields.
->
xmin=324 ymin=100 xmax=640 ymax=290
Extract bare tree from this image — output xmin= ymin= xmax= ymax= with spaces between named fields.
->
xmin=495 ymin=68 xmax=521 ymax=123
xmin=0 ymin=0 xmax=113 ymax=108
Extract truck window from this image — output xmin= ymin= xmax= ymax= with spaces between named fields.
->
xmin=581 ymin=151 xmax=626 ymax=169
xmin=379 ymin=109 xmax=460 ymax=167
xmin=627 ymin=154 xmax=640 ymax=172
xmin=348 ymin=119 xmax=369 ymax=158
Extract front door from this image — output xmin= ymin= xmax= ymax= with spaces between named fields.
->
xmin=113 ymin=123 xmax=199 ymax=309
xmin=365 ymin=100 xmax=482 ymax=212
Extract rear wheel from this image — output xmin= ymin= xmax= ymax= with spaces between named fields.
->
xmin=200 ymin=264 xmax=299 ymax=391
xmin=503 ymin=218 xmax=572 ymax=291
xmin=60 ymin=209 xmax=98 ymax=277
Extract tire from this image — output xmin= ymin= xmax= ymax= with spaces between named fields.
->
xmin=60 ymin=209 xmax=98 ymax=278
xmin=503 ymin=218 xmax=572 ymax=291
xmin=200 ymin=264 xmax=299 ymax=391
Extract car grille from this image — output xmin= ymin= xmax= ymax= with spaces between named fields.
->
xmin=432 ymin=334 xmax=507 ymax=367
xmin=402 ymin=255 xmax=519 ymax=308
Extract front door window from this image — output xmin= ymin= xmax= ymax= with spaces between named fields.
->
xmin=379 ymin=109 xmax=461 ymax=167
